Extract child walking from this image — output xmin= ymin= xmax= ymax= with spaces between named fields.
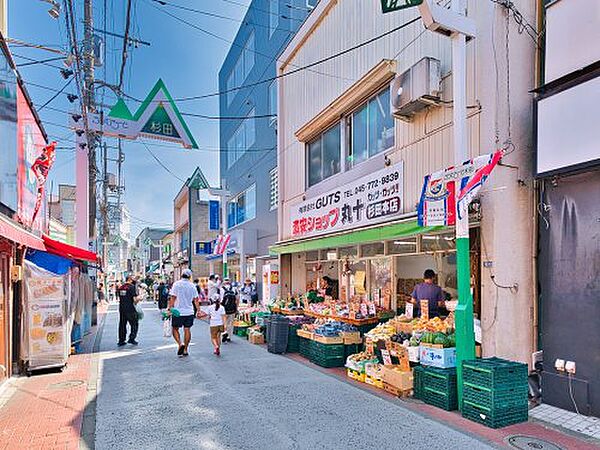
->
xmin=204 ymin=294 xmax=226 ymax=356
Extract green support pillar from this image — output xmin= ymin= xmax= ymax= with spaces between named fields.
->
xmin=223 ymin=261 xmax=228 ymax=279
xmin=455 ymin=236 xmax=476 ymax=410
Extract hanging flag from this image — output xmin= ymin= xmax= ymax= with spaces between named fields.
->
xmin=30 ymin=141 xmax=56 ymax=225
xmin=213 ymin=234 xmax=231 ymax=256
xmin=418 ymin=150 xmax=503 ymax=227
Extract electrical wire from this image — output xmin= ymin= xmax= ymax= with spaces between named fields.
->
xmin=124 ymin=13 xmax=421 ymax=104
xmin=140 ymin=141 xmax=186 ymax=182
xmin=11 ymin=53 xmax=66 ymax=70
xmin=37 ymin=78 xmax=74 ymax=112
xmin=568 ymin=373 xmax=581 ymax=415
xmin=16 ymin=56 xmax=67 ymax=68
xmin=118 ymin=0 xmax=133 ymax=90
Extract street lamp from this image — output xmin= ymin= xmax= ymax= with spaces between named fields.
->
xmin=40 ymin=0 xmax=61 ymax=19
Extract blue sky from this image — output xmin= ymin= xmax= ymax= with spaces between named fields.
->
xmin=8 ymin=0 xmax=250 ymax=237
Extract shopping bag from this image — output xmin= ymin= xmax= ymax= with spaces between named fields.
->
xmin=135 ymin=303 xmax=144 ymax=321
xmin=163 ymin=317 xmax=172 ymax=337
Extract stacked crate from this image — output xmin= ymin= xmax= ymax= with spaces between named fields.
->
xmin=287 ymin=324 xmax=301 ymax=353
xmin=414 ymin=366 xmax=458 ymax=411
xmin=310 ymin=341 xmax=345 ymax=368
xmin=461 ymin=357 xmax=529 ymax=428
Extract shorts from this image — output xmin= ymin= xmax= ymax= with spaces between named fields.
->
xmin=172 ymin=315 xmax=194 ymax=328
xmin=210 ymin=325 xmax=224 ymax=339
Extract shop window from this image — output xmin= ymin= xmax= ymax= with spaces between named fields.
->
xmin=338 ymin=246 xmax=358 ymax=258
xmin=347 ymin=88 xmax=395 ymax=168
xmin=227 ymin=109 xmax=256 ymax=168
xmin=305 ymin=250 xmax=319 ymax=261
xmin=269 ymin=80 xmax=277 ymax=116
xmin=269 ymin=0 xmax=279 ymax=37
xmin=370 ymin=258 xmax=392 ymax=309
xmin=388 ymin=238 xmax=418 ymax=255
xmin=360 ymin=242 xmax=384 ymax=258
xmin=307 ymin=124 xmax=341 ymax=187
xmin=225 ymin=31 xmax=255 ymax=106
xmin=421 ymin=232 xmax=455 ymax=252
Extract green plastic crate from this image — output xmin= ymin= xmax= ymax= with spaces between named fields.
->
xmin=233 ymin=327 xmax=248 ymax=337
xmin=421 ymin=386 xmax=458 ymax=411
xmin=414 ymin=366 xmax=425 ymax=399
xmin=462 ymin=400 xmax=528 ymax=428
xmin=463 ymin=382 xmax=528 ymax=410
xmin=344 ymin=343 xmax=362 ymax=359
xmin=311 ymin=355 xmax=346 ymax=368
xmin=421 ymin=366 xmax=457 ymax=394
xmin=462 ymin=358 xmax=528 ymax=390
xmin=299 ymin=337 xmax=312 ymax=359
xmin=287 ymin=325 xmax=300 ymax=353
xmin=311 ymin=341 xmax=345 ymax=357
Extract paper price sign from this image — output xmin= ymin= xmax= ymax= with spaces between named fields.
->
xmin=420 ymin=299 xmax=429 ymax=320
xmin=381 ymin=349 xmax=393 ymax=366
xmin=405 ymin=302 xmax=414 ymax=319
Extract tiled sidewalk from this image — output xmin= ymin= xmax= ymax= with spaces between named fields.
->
xmin=530 ymin=403 xmax=600 ymax=440
xmin=0 ymin=305 xmax=107 ymax=450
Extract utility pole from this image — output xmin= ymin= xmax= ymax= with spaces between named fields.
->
xmin=83 ymin=0 xmax=97 ymax=245
xmin=102 ymin=142 xmax=109 ymax=279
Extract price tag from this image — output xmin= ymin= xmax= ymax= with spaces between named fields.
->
xmin=360 ymin=303 xmax=368 ymax=316
xmin=420 ymin=299 xmax=429 ymax=320
xmin=381 ymin=349 xmax=393 ymax=366
xmin=366 ymin=341 xmax=375 ymax=355
xmin=396 ymin=346 xmax=410 ymax=372
xmin=368 ymin=303 xmax=376 ymax=316
xmin=405 ymin=302 xmax=414 ymax=319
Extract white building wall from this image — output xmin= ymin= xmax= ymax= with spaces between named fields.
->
xmin=277 ymin=0 xmax=537 ymax=364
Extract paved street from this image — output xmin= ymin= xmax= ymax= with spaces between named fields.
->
xmin=94 ymin=303 xmax=493 ymax=450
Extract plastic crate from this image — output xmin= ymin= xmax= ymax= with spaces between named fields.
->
xmin=421 ymin=386 xmax=458 ymax=411
xmin=463 ymin=382 xmax=528 ymax=410
xmin=344 ymin=343 xmax=362 ymax=359
xmin=298 ymin=337 xmax=312 ymax=359
xmin=234 ymin=327 xmax=248 ymax=337
xmin=413 ymin=366 xmax=424 ymax=399
xmin=311 ymin=341 xmax=345 ymax=358
xmin=421 ymin=366 xmax=457 ymax=393
xmin=311 ymin=355 xmax=345 ymax=368
xmin=462 ymin=400 xmax=528 ymax=428
xmin=462 ymin=358 xmax=528 ymax=390
xmin=347 ymin=368 xmax=366 ymax=383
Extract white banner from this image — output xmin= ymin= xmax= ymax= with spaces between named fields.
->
xmin=289 ymin=162 xmax=404 ymax=239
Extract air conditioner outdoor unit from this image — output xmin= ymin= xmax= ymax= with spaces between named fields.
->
xmin=390 ymin=57 xmax=441 ymax=122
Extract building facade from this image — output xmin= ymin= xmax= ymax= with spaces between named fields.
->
xmin=48 ymin=184 xmax=76 ymax=245
xmin=133 ymin=227 xmax=172 ymax=276
xmin=218 ymin=0 xmax=314 ymax=286
xmin=173 ymin=171 xmax=220 ymax=280
xmin=274 ymin=0 xmax=537 ymax=366
xmin=535 ymin=0 xmax=600 ymax=416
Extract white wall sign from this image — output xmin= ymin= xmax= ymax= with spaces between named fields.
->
xmin=289 ymin=162 xmax=404 ymax=239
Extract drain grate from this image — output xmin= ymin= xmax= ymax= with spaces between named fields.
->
xmin=48 ymin=380 xmax=85 ymax=390
xmin=506 ymin=435 xmax=564 ymax=450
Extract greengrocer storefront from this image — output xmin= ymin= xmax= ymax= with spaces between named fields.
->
xmin=271 ymin=217 xmax=482 ymax=323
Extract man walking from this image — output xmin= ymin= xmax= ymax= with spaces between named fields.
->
xmin=168 ymin=269 xmax=200 ymax=356
xmin=220 ymin=278 xmax=238 ymax=343
xmin=117 ymin=275 xmax=139 ymax=346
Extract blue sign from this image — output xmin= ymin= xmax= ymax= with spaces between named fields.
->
xmin=195 ymin=241 xmax=212 ymax=255
xmin=209 ymin=200 xmax=220 ymax=230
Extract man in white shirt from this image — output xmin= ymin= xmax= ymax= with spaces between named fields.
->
xmin=168 ymin=269 xmax=200 ymax=356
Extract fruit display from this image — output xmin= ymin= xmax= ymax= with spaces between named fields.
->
xmin=390 ymin=331 xmax=411 ymax=344
xmin=233 ymin=320 xmax=250 ymax=327
xmin=420 ymin=331 xmax=456 ymax=348
xmin=411 ymin=316 xmax=454 ymax=333
xmin=313 ymin=320 xmax=358 ymax=337
xmin=364 ymin=323 xmax=396 ymax=341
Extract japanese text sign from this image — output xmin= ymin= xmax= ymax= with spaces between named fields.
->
xmin=289 ymin=161 xmax=404 ymax=238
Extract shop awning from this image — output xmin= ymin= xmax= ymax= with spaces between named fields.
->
xmin=0 ymin=214 xmax=45 ymax=250
xmin=269 ymin=219 xmax=444 ymax=255
xmin=42 ymin=235 xmax=98 ymax=263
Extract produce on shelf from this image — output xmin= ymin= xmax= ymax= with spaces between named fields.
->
xmin=233 ymin=320 xmax=250 ymax=327
xmin=411 ymin=316 xmax=454 ymax=333
xmin=364 ymin=323 xmax=396 ymax=341
xmin=313 ymin=320 xmax=358 ymax=337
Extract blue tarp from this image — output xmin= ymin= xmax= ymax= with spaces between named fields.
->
xmin=26 ymin=249 xmax=73 ymax=275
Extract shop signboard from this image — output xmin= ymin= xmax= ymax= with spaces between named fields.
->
xmin=0 ymin=44 xmax=18 ymax=211
xmin=290 ymin=161 xmax=404 ymax=239
xmin=209 ymin=200 xmax=220 ymax=230
xmin=69 ymin=79 xmax=198 ymax=149
xmin=418 ymin=151 xmax=503 ymax=228
xmin=24 ymin=261 xmax=69 ymax=371
xmin=17 ymin=84 xmax=46 ymax=231
xmin=381 ymin=0 xmax=423 ymax=13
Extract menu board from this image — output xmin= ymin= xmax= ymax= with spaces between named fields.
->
xmin=25 ymin=261 xmax=68 ymax=370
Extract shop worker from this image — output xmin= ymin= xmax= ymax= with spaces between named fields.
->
xmin=411 ymin=269 xmax=445 ymax=318
xmin=169 ymin=269 xmax=201 ymax=357
xmin=117 ymin=275 xmax=139 ymax=347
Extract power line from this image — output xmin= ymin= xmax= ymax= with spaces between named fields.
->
xmin=37 ymin=78 xmax=74 ymax=112
xmin=16 ymin=56 xmax=67 ymax=67
xmin=118 ymin=0 xmax=133 ymax=89
xmin=124 ymin=14 xmax=421 ymax=103
xmin=11 ymin=53 xmax=66 ymax=70
xmin=141 ymin=141 xmax=187 ymax=182
xmin=151 ymin=0 xmax=295 ymax=31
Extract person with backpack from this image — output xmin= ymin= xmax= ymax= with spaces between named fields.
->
xmin=157 ymin=281 xmax=169 ymax=311
xmin=220 ymin=278 xmax=238 ymax=343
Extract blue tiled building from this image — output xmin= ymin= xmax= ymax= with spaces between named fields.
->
xmin=218 ymin=0 xmax=315 ymax=284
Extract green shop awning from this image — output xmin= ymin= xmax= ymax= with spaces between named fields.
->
xmin=269 ymin=219 xmax=444 ymax=255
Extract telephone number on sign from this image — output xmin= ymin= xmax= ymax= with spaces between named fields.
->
xmin=353 ymin=171 xmax=400 ymax=194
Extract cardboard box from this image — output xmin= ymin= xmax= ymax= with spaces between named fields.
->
xmin=408 ymin=346 xmax=420 ymax=362
xmin=419 ymin=345 xmax=456 ymax=368
xmin=313 ymin=334 xmax=344 ymax=345
xmin=381 ymin=366 xmax=414 ymax=390
xmin=248 ymin=333 xmax=265 ymax=345
xmin=341 ymin=331 xmax=362 ymax=345
xmin=296 ymin=329 xmax=313 ymax=340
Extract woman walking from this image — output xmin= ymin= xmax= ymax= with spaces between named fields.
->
xmin=204 ymin=294 xmax=226 ymax=356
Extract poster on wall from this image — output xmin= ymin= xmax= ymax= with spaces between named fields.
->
xmin=0 ymin=45 xmax=18 ymax=211
xmin=289 ymin=162 xmax=404 ymax=239
xmin=17 ymin=85 xmax=47 ymax=231
xmin=24 ymin=261 xmax=69 ymax=371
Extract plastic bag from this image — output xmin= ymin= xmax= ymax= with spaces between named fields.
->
xmin=135 ymin=303 xmax=144 ymax=321
xmin=163 ymin=317 xmax=172 ymax=337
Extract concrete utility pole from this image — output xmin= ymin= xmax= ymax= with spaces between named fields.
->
xmin=83 ymin=0 xmax=97 ymax=243
xmin=102 ymin=142 xmax=109 ymax=276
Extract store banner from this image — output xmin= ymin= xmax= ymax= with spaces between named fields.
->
xmin=209 ymin=200 xmax=220 ymax=230
xmin=0 ymin=46 xmax=18 ymax=211
xmin=418 ymin=150 xmax=503 ymax=227
xmin=289 ymin=162 xmax=404 ymax=239
xmin=17 ymin=85 xmax=48 ymax=231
